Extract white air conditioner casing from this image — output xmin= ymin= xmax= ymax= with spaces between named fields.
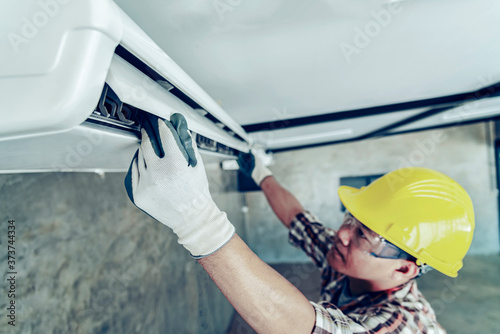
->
xmin=0 ymin=0 xmax=251 ymax=173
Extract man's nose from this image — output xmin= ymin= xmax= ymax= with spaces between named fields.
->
xmin=337 ymin=224 xmax=353 ymax=247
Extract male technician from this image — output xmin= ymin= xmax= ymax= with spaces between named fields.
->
xmin=125 ymin=114 xmax=474 ymax=333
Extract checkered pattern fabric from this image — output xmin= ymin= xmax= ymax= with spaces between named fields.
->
xmin=289 ymin=211 xmax=446 ymax=334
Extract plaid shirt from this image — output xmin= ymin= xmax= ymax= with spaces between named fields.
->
xmin=289 ymin=211 xmax=446 ymax=334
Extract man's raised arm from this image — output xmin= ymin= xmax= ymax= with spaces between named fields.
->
xmin=124 ymin=114 xmax=315 ymax=334
xmin=198 ymin=234 xmax=315 ymax=333
xmin=237 ymin=151 xmax=304 ymax=228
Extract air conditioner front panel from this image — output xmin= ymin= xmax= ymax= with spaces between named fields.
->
xmin=0 ymin=123 xmax=238 ymax=173
xmin=1 ymin=0 xmax=122 ymax=77
xmin=0 ymin=0 xmax=251 ymax=172
xmin=0 ymin=30 xmax=119 ymax=141
xmin=0 ymin=0 xmax=123 ymax=141
xmin=0 ymin=124 xmax=138 ymax=173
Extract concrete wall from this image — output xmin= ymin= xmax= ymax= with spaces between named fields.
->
xmin=0 ymin=164 xmax=244 ymax=333
xmin=246 ymin=122 xmax=500 ymax=263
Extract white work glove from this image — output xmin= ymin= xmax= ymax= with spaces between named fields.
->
xmin=237 ymin=148 xmax=273 ymax=186
xmin=124 ymin=113 xmax=235 ymax=258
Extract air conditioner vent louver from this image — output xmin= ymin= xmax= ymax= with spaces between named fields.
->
xmin=88 ymin=83 xmax=238 ymax=157
xmin=90 ymin=83 xmax=141 ymax=132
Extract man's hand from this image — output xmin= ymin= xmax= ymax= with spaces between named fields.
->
xmin=124 ymin=113 xmax=234 ymax=258
xmin=239 ymin=149 xmax=303 ymax=228
xmin=237 ymin=149 xmax=273 ymax=186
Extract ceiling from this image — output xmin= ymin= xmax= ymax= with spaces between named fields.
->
xmin=115 ymin=0 xmax=500 ymax=151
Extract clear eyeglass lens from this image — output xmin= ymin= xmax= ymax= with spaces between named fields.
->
xmin=342 ymin=212 xmax=383 ymax=255
xmin=376 ymin=244 xmax=403 ymax=258
xmin=341 ymin=212 xmax=409 ymax=260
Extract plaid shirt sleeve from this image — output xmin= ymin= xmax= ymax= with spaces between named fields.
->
xmin=310 ymin=300 xmax=446 ymax=334
xmin=310 ymin=302 xmax=384 ymax=334
xmin=288 ymin=211 xmax=336 ymax=271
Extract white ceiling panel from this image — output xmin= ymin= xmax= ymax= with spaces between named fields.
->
xmin=115 ymin=0 xmax=500 ymax=127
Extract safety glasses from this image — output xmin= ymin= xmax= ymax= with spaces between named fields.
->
xmin=341 ymin=212 xmax=414 ymax=260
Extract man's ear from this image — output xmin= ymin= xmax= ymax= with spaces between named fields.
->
xmin=393 ymin=260 xmax=420 ymax=281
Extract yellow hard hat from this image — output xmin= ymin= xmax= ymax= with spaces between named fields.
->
xmin=338 ymin=167 xmax=475 ymax=277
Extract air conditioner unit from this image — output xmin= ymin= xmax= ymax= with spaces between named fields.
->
xmin=0 ymin=0 xmax=251 ymax=173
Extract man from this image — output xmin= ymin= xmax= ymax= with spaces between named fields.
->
xmin=125 ymin=113 xmax=474 ymax=333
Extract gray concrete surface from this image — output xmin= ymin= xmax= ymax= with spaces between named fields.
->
xmin=0 ymin=164 xmax=245 ymax=333
xmin=245 ymin=122 xmax=500 ymax=263
xmin=227 ymin=255 xmax=500 ymax=334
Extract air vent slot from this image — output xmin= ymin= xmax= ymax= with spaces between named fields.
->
xmin=87 ymin=84 xmax=238 ymax=157
xmin=90 ymin=83 xmax=141 ymax=132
